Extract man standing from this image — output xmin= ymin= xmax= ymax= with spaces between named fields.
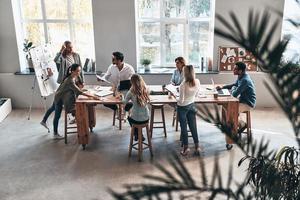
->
xmin=217 ymin=62 xmax=256 ymax=133
xmin=99 ymin=51 xmax=135 ymax=112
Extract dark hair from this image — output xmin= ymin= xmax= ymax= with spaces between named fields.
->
xmin=235 ymin=62 xmax=246 ymax=72
xmin=175 ymin=57 xmax=186 ymax=65
xmin=112 ymin=52 xmax=124 ymax=62
xmin=64 ymin=64 xmax=80 ymax=80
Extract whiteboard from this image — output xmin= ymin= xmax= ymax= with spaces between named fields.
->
xmin=30 ymin=44 xmax=59 ymax=97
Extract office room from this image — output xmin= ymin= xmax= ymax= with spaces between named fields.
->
xmin=0 ymin=0 xmax=299 ymax=199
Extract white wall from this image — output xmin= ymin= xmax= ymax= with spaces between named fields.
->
xmin=0 ymin=0 xmax=284 ymax=108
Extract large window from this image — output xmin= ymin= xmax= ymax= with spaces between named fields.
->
xmin=135 ymin=0 xmax=215 ymax=72
xmin=282 ymin=0 xmax=300 ymax=63
xmin=12 ymin=0 xmax=95 ymax=72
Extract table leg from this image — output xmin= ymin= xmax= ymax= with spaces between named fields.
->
xmin=119 ymin=104 xmax=122 ymax=130
xmin=223 ymin=101 xmax=239 ymax=146
xmin=87 ymin=104 xmax=96 ymax=132
xmin=76 ymin=102 xmax=89 ymax=147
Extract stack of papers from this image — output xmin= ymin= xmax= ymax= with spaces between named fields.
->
xmin=165 ymin=84 xmax=179 ymax=97
xmin=95 ymin=90 xmax=113 ymax=97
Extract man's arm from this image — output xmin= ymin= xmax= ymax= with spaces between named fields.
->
xmin=102 ymin=65 xmax=112 ymax=81
xmin=231 ymin=79 xmax=248 ymax=98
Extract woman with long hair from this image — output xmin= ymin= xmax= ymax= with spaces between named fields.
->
xmin=123 ymin=74 xmax=150 ymax=141
xmin=177 ymin=65 xmax=201 ymax=155
xmin=54 ymin=41 xmax=84 ymax=85
xmin=52 ymin=64 xmax=98 ymax=139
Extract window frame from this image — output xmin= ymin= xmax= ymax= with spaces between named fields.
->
xmin=12 ymin=0 xmax=95 ymax=72
xmin=135 ymin=0 xmax=215 ymax=71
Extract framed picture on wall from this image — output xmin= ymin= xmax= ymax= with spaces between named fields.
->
xmin=218 ymin=46 xmax=258 ymax=71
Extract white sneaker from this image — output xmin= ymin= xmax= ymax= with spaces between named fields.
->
xmin=53 ymin=134 xmax=64 ymax=140
xmin=40 ymin=121 xmax=49 ymax=130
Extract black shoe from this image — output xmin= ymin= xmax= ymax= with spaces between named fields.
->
xmin=134 ymin=134 xmax=145 ymax=141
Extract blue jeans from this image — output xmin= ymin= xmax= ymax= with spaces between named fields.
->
xmin=42 ymin=102 xmax=55 ymax=123
xmin=177 ymin=103 xmax=199 ymax=146
xmin=53 ymin=100 xmax=63 ymax=134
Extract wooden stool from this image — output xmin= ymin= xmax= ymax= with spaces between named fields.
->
xmin=242 ymin=110 xmax=252 ymax=142
xmin=172 ymin=107 xmax=179 ymax=131
xmin=150 ymin=104 xmax=167 ymax=138
xmin=128 ymin=123 xmax=153 ymax=162
xmin=64 ymin=110 xmax=77 ymax=144
xmin=112 ymin=104 xmax=125 ymax=130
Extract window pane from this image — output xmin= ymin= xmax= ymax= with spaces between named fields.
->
xmin=73 ymin=23 xmax=95 ymax=61
xmin=47 ymin=23 xmax=70 ymax=52
xmin=137 ymin=0 xmax=160 ymax=18
xmin=164 ymin=0 xmax=185 ymax=18
xmin=72 ymin=0 xmax=93 ymax=19
xmin=22 ymin=0 xmax=42 ymax=19
xmin=188 ymin=22 xmax=209 ymax=64
xmin=189 ymin=0 xmax=211 ymax=18
xmin=140 ymin=47 xmax=161 ymax=66
xmin=24 ymin=23 xmax=45 ymax=46
xmin=282 ymin=0 xmax=300 ymax=62
xmin=164 ymin=24 xmax=184 ymax=64
xmin=45 ymin=0 xmax=68 ymax=19
xmin=139 ymin=22 xmax=160 ymax=65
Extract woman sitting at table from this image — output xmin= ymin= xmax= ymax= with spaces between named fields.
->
xmin=177 ymin=65 xmax=201 ymax=156
xmin=52 ymin=64 xmax=98 ymax=139
xmin=170 ymin=57 xmax=185 ymax=86
xmin=123 ymin=74 xmax=150 ymax=141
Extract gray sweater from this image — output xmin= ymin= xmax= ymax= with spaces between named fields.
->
xmin=54 ymin=52 xmax=84 ymax=84
xmin=123 ymin=90 xmax=149 ymax=121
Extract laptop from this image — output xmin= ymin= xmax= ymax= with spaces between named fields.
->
xmin=211 ymin=78 xmax=231 ymax=96
xmin=118 ymin=80 xmax=131 ymax=91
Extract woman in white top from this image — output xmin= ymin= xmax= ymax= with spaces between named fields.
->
xmin=177 ymin=65 xmax=201 ymax=156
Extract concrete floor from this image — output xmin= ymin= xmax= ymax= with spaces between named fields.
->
xmin=0 ymin=107 xmax=298 ymax=200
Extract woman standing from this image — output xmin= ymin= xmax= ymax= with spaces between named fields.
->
xmin=52 ymin=64 xmax=98 ymax=139
xmin=177 ymin=65 xmax=201 ymax=155
xmin=54 ymin=41 xmax=84 ymax=85
xmin=123 ymin=74 xmax=150 ymax=141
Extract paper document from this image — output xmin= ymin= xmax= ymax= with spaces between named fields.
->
xmin=95 ymin=90 xmax=113 ymax=97
xmin=96 ymin=74 xmax=111 ymax=84
xmin=165 ymin=84 xmax=179 ymax=97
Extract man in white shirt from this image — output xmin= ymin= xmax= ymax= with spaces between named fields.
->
xmin=99 ymin=52 xmax=135 ymax=111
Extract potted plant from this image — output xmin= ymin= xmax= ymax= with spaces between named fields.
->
xmin=140 ymin=58 xmax=151 ymax=72
xmin=23 ymin=39 xmax=35 ymax=72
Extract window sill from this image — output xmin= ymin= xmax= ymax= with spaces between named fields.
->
xmin=137 ymin=67 xmax=219 ymax=75
xmin=14 ymin=71 xmax=101 ymax=75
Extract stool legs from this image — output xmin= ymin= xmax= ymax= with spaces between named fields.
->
xmin=146 ymin=125 xmax=153 ymax=157
xmin=150 ymin=107 xmax=155 ymax=138
xmin=161 ymin=106 xmax=167 ymax=137
xmin=64 ymin=111 xmax=67 ymax=144
xmin=138 ymin=128 xmax=143 ymax=162
xmin=246 ymin=111 xmax=252 ymax=142
xmin=128 ymin=126 xmax=134 ymax=157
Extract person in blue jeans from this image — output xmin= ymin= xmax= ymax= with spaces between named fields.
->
xmin=177 ymin=65 xmax=201 ymax=156
xmin=52 ymin=64 xmax=98 ymax=139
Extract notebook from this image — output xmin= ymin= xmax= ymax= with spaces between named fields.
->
xmin=211 ymin=78 xmax=231 ymax=96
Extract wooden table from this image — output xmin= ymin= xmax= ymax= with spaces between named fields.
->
xmin=76 ymin=85 xmax=239 ymax=149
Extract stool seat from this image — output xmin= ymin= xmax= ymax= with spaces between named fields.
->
xmin=150 ymin=104 xmax=167 ymax=138
xmin=128 ymin=123 xmax=153 ymax=162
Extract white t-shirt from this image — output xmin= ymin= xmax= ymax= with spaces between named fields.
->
xmin=177 ymin=79 xmax=200 ymax=106
xmin=103 ymin=63 xmax=135 ymax=87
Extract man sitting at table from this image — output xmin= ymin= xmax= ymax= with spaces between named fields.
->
xmin=98 ymin=51 xmax=135 ymax=113
xmin=216 ymin=62 xmax=256 ymax=133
